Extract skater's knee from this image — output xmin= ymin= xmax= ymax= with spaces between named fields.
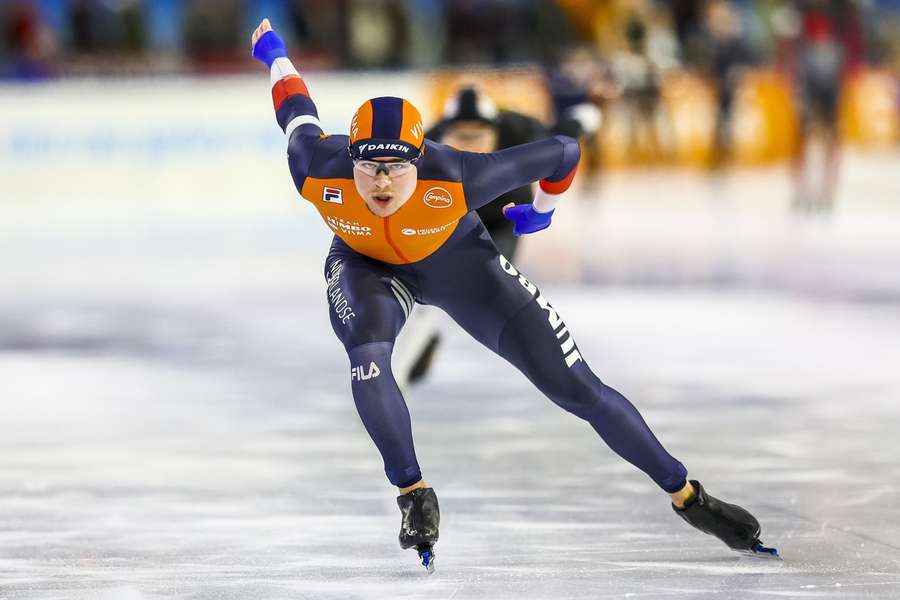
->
xmin=553 ymin=378 xmax=629 ymax=422
xmin=332 ymin=308 xmax=400 ymax=350
xmin=347 ymin=340 xmax=393 ymax=364
xmin=557 ymin=386 xmax=607 ymax=419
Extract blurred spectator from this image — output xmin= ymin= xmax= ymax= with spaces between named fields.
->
xmin=705 ymin=0 xmax=758 ymax=168
xmin=775 ymin=0 xmax=865 ymax=211
xmin=669 ymin=0 xmax=706 ymax=64
xmin=445 ymin=0 xmax=542 ymax=64
xmin=346 ymin=0 xmax=409 ymax=68
xmin=609 ymin=12 xmax=673 ymax=162
xmin=69 ymin=0 xmax=146 ymax=53
xmin=184 ymin=0 xmax=243 ymax=70
xmin=1 ymin=1 xmax=56 ymax=79
xmin=544 ymin=44 xmax=609 ymax=179
xmin=287 ymin=0 xmax=348 ymax=68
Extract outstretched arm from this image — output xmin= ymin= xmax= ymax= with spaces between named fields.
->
xmin=251 ymin=19 xmax=325 ymax=191
xmin=462 ymin=135 xmax=580 ymax=235
xmin=252 ymin=19 xmax=323 ymax=139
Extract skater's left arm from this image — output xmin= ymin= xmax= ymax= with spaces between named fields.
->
xmin=462 ymin=135 xmax=580 ymax=235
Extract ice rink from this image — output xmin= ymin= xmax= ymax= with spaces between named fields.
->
xmin=2 ymin=81 xmax=900 ymax=598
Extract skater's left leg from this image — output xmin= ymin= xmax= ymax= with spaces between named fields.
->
xmin=489 ymin=289 xmax=775 ymax=554
xmin=432 ymin=252 xmax=689 ymax=494
xmin=417 ymin=225 xmax=772 ymax=554
xmin=493 ymin=286 xmax=689 ymax=494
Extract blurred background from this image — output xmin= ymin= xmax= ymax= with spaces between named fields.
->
xmin=2 ymin=1 xmax=900 ymax=598
xmin=4 ymin=0 xmax=900 ymax=287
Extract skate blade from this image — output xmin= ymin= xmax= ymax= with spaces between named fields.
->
xmin=733 ymin=541 xmax=781 ymax=560
xmin=419 ymin=549 xmax=435 ymax=574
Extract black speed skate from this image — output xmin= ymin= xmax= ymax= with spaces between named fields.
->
xmin=397 ymin=487 xmax=440 ymax=573
xmin=673 ymin=480 xmax=780 ymax=559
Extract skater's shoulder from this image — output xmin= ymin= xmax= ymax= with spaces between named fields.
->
xmin=290 ymin=132 xmax=350 ymax=157
xmin=416 ymin=140 xmax=463 ymax=183
xmin=289 ymin=133 xmax=353 ymax=180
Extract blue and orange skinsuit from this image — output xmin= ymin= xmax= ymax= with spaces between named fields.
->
xmin=266 ymin=56 xmax=687 ymax=493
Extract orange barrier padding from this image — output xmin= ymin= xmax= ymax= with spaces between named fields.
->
xmin=424 ymin=66 xmax=898 ymax=170
xmin=731 ymin=70 xmax=798 ymax=165
xmin=842 ymin=68 xmax=900 ymax=147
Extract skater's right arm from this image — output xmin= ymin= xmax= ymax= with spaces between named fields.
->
xmin=251 ymin=19 xmax=324 ymax=190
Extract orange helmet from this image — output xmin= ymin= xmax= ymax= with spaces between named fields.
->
xmin=348 ymin=96 xmax=426 ymax=162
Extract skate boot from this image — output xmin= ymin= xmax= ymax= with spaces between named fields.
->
xmin=397 ymin=487 xmax=440 ymax=573
xmin=673 ymin=480 xmax=779 ymax=559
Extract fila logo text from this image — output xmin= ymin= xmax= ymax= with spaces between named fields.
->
xmin=351 ymin=361 xmax=381 ymax=381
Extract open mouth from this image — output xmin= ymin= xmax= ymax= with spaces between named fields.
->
xmin=372 ymin=193 xmax=393 ymax=207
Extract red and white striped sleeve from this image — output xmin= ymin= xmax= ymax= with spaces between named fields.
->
xmin=269 ymin=57 xmax=323 ymax=138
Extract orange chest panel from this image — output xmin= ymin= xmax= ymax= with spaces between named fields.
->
xmin=301 ymin=178 xmax=468 ymax=264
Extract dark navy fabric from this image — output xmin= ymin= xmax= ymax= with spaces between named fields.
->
xmin=287 ymin=134 xmax=351 ymax=193
xmin=276 ymin=94 xmax=320 ymax=132
xmin=370 ymin=96 xmax=404 ymax=139
xmin=459 ymin=136 xmax=579 ymax=211
xmin=546 ymin=134 xmax=581 ymax=182
xmin=348 ymin=341 xmax=422 ymax=489
xmin=324 ymin=217 xmax=688 ymax=493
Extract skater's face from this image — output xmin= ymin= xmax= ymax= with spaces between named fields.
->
xmin=353 ymin=157 xmax=418 ymax=218
xmin=441 ymin=121 xmax=497 ymax=154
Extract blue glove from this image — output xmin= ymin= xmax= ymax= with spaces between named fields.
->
xmin=503 ymin=204 xmax=554 ymax=235
xmin=252 ymin=30 xmax=288 ymax=68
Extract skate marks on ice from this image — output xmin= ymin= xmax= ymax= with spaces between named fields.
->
xmin=2 ymin=230 xmax=900 ymax=596
xmin=399 ymin=291 xmax=900 ymax=598
xmin=3 ymin=291 xmax=900 ymax=598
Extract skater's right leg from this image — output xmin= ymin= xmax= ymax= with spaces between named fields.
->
xmin=324 ymin=248 xmax=423 ymax=489
xmin=325 ymin=245 xmax=442 ymax=567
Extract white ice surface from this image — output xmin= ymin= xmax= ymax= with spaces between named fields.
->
xmin=2 ymin=150 xmax=900 ymax=599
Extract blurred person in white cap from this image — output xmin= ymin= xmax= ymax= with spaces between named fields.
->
xmin=392 ymin=85 xmax=601 ymax=388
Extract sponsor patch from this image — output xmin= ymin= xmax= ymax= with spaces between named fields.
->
xmin=323 ymin=187 xmax=343 ymax=204
xmin=358 ymin=142 xmax=411 ymax=154
xmin=498 ymin=255 xmax=582 ymax=368
xmin=423 ymin=186 xmax=453 ymax=209
xmin=398 ymin=221 xmax=456 ymax=236
xmin=325 ymin=259 xmax=356 ymax=324
xmin=326 ymin=216 xmax=373 ymax=237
